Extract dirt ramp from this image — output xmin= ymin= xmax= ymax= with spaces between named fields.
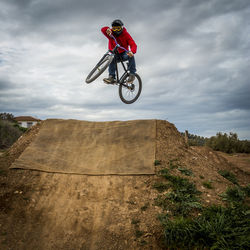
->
xmin=10 ymin=119 xmax=156 ymax=175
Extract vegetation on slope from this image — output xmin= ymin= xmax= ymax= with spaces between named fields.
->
xmin=0 ymin=113 xmax=27 ymax=149
xmin=153 ymin=160 xmax=250 ymax=249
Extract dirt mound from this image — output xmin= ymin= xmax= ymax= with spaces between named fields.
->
xmin=10 ymin=119 xmax=156 ymax=175
xmin=0 ymin=119 xmax=249 ymax=250
xmin=0 ymin=122 xmax=42 ymax=170
xmin=156 ymin=120 xmax=249 ymax=205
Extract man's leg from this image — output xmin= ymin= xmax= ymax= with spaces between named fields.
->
xmin=108 ymin=57 xmax=116 ymax=78
xmin=128 ymin=56 xmax=136 ymax=75
xmin=122 ymin=53 xmax=136 ymax=83
xmin=121 ymin=53 xmax=136 ymax=75
xmin=103 ymin=56 xmax=116 ymax=84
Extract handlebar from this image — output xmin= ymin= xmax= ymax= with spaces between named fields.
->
xmin=110 ymin=34 xmax=129 ymax=53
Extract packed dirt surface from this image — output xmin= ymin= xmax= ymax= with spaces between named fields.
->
xmin=0 ymin=120 xmax=249 ymax=250
xmin=11 ymin=119 xmax=156 ymax=175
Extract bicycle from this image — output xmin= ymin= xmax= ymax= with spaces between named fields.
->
xmin=85 ymin=35 xmax=142 ymax=104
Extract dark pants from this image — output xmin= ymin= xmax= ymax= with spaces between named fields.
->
xmin=109 ymin=52 xmax=136 ymax=78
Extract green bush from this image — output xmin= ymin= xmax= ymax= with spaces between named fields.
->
xmin=155 ymin=168 xmax=201 ymax=216
xmin=169 ymin=159 xmax=179 ymax=169
xmin=13 ymin=123 xmax=28 ymax=133
xmin=181 ymin=132 xmax=206 ymax=146
xmin=156 ymin=164 xmax=250 ymax=249
xmin=178 ymin=167 xmax=193 ymax=176
xmin=154 ymin=160 xmax=161 ymax=166
xmin=0 ymin=120 xmax=23 ymax=149
xmin=220 ymin=186 xmax=247 ymax=203
xmin=205 ymin=132 xmax=250 ymax=153
xmin=241 ymin=184 xmax=250 ymax=197
xmin=0 ymin=112 xmax=15 ymax=122
xmin=183 ymin=131 xmax=250 ymax=153
xmin=153 ymin=182 xmax=170 ymax=193
xmin=160 ymin=204 xmax=250 ymax=249
xmin=202 ymin=181 xmax=213 ymax=189
xmin=218 ymin=170 xmax=238 ymax=185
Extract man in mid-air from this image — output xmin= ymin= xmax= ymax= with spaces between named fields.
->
xmin=101 ymin=19 xmax=137 ymax=84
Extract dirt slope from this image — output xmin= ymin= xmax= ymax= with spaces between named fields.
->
xmin=0 ymin=119 xmax=249 ymax=250
xmin=11 ymin=119 xmax=156 ymax=175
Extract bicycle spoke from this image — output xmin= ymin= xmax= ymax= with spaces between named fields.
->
xmin=121 ymin=79 xmax=140 ymax=102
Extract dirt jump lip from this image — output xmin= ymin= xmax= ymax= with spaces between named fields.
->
xmin=10 ymin=119 xmax=156 ymax=175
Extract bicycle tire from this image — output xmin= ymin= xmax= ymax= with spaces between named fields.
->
xmin=85 ymin=54 xmax=114 ymax=83
xmin=119 ymin=73 xmax=142 ymax=104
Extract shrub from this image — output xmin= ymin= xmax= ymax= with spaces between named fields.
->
xmin=178 ymin=167 xmax=193 ymax=176
xmin=165 ymin=190 xmax=202 ymax=216
xmin=156 ymin=165 xmax=250 ymax=249
xmin=155 ymin=168 xmax=201 ymax=216
xmin=0 ymin=112 xmax=15 ymax=122
xmin=205 ymin=132 xmax=250 ymax=153
xmin=160 ymin=204 xmax=250 ymax=249
xmin=241 ymin=184 xmax=250 ymax=197
xmin=169 ymin=159 xmax=179 ymax=169
xmin=218 ymin=170 xmax=238 ymax=185
xmin=202 ymin=181 xmax=213 ymax=189
xmin=153 ymin=182 xmax=170 ymax=193
xmin=181 ymin=132 xmax=206 ymax=146
xmin=220 ymin=186 xmax=246 ymax=203
xmin=154 ymin=160 xmax=161 ymax=166
xmin=13 ymin=123 xmax=28 ymax=133
xmin=0 ymin=120 xmax=23 ymax=149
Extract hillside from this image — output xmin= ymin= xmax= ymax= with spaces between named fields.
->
xmin=0 ymin=119 xmax=249 ymax=249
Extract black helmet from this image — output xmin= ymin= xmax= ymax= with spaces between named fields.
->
xmin=112 ymin=19 xmax=124 ymax=27
xmin=111 ymin=19 xmax=124 ymax=36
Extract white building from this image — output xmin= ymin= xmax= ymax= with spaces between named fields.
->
xmin=15 ymin=116 xmax=41 ymax=128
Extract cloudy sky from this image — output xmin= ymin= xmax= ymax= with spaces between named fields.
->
xmin=0 ymin=0 xmax=250 ymax=139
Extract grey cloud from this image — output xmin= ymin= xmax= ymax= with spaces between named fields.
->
xmin=0 ymin=78 xmax=20 ymax=91
xmin=0 ymin=79 xmax=11 ymax=90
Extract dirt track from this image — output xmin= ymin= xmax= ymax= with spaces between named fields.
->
xmin=11 ymin=119 xmax=156 ymax=175
xmin=0 ymin=120 xmax=249 ymax=249
xmin=0 ymin=171 xmax=162 ymax=249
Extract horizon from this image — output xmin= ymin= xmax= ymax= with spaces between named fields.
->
xmin=4 ymin=113 xmax=249 ymax=140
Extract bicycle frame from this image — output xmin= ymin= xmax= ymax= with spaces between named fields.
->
xmin=113 ymin=52 xmax=130 ymax=87
xmin=109 ymin=35 xmax=131 ymax=88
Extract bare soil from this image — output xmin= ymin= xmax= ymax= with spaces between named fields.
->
xmin=0 ymin=120 xmax=249 ymax=250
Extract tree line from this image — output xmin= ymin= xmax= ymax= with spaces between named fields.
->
xmin=183 ymin=131 xmax=250 ymax=153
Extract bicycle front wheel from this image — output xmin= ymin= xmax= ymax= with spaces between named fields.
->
xmin=85 ymin=54 xmax=114 ymax=83
xmin=119 ymin=73 xmax=142 ymax=104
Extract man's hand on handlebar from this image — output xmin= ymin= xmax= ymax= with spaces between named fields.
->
xmin=127 ymin=51 xmax=134 ymax=57
xmin=106 ymin=28 xmax=112 ymax=36
xmin=107 ymin=31 xmax=134 ymax=57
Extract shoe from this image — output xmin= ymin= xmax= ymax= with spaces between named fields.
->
xmin=103 ymin=75 xmax=116 ymax=84
xmin=127 ymin=74 xmax=135 ymax=84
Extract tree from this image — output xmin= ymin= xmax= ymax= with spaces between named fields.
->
xmin=205 ymin=132 xmax=250 ymax=153
xmin=0 ymin=112 xmax=15 ymax=122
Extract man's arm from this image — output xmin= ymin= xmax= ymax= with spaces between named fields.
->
xmin=126 ymin=33 xmax=137 ymax=54
xmin=101 ymin=26 xmax=112 ymax=38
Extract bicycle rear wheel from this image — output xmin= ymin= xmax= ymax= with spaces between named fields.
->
xmin=119 ymin=73 xmax=142 ymax=104
xmin=85 ymin=54 xmax=114 ymax=83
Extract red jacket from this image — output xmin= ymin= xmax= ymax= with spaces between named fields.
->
xmin=101 ymin=26 xmax=137 ymax=54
